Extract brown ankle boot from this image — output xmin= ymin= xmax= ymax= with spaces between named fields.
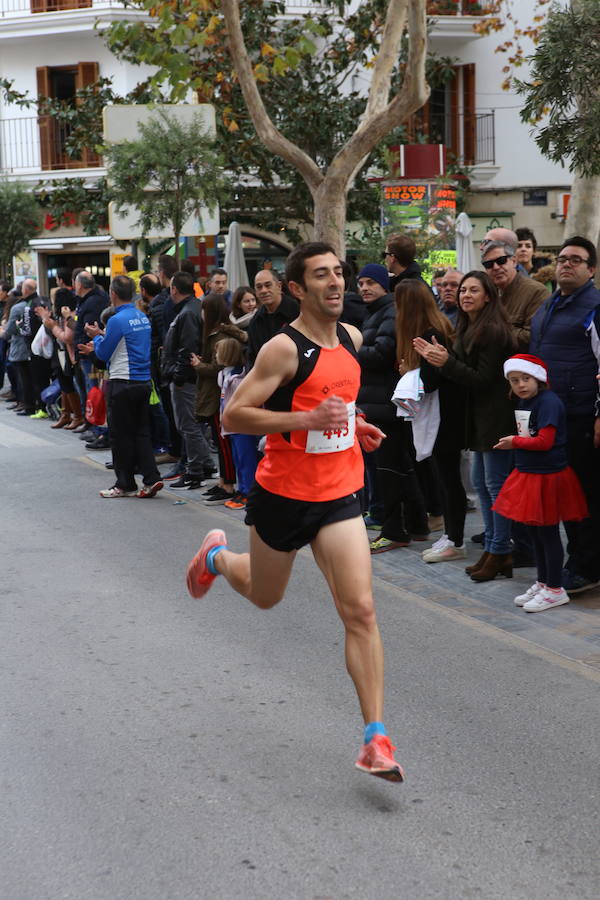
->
xmin=64 ymin=392 xmax=84 ymax=429
xmin=470 ymin=552 xmax=513 ymax=582
xmin=465 ymin=550 xmax=489 ymax=576
xmin=51 ymin=393 xmax=71 ymax=428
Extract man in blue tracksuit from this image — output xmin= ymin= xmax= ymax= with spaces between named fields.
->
xmin=86 ymin=275 xmax=163 ymax=499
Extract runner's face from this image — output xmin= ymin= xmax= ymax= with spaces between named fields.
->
xmin=507 ymin=371 xmax=539 ymax=400
xmin=291 ymin=253 xmax=345 ymax=319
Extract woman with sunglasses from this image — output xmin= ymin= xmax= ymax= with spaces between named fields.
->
xmin=414 ymin=271 xmax=517 ymax=582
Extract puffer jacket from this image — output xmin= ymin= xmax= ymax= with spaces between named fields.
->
xmin=530 ymin=279 xmax=600 ymax=417
xmin=356 ymin=293 xmax=398 ymax=424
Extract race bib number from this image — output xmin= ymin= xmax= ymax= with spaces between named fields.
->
xmin=514 ymin=409 xmax=532 ymax=437
xmin=305 ymin=402 xmax=355 ymax=454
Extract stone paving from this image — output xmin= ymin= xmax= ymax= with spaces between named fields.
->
xmin=370 ymin=509 xmax=600 ymax=673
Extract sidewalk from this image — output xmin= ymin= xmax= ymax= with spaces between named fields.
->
xmin=370 ymin=508 xmax=600 ymax=674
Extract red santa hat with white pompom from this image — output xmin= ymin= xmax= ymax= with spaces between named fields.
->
xmin=503 ymin=354 xmax=548 ymax=383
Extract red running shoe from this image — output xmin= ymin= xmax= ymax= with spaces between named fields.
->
xmin=186 ymin=529 xmax=227 ymax=599
xmin=355 ymin=734 xmax=404 ymax=782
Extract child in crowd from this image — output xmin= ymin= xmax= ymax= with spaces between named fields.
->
xmin=493 ymin=354 xmax=588 ymax=612
xmin=216 ymin=338 xmax=258 ymax=510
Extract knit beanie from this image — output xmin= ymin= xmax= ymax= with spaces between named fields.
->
xmin=503 ymin=354 xmax=548 ymax=383
xmin=357 ymin=263 xmax=390 ymax=293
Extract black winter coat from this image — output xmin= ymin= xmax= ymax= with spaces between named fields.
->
xmin=74 ymin=288 xmax=109 ymax=350
xmin=161 ymin=295 xmax=203 ymax=386
xmin=357 ymin=293 xmax=398 ymax=424
xmin=441 ymin=329 xmax=515 ymax=451
xmin=246 ymin=293 xmax=299 ymax=369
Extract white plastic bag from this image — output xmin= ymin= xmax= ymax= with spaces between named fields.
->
xmin=31 ymin=325 xmax=54 ymax=359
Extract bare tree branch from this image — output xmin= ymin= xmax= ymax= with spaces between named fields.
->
xmin=362 ymin=0 xmax=410 ymax=121
xmin=328 ymin=0 xmax=429 ymax=188
xmin=221 ymin=0 xmax=323 ymax=192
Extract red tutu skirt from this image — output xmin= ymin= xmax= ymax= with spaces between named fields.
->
xmin=492 ymin=466 xmax=588 ymax=526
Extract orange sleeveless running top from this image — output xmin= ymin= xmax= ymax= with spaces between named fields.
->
xmin=255 ymin=323 xmax=364 ymax=501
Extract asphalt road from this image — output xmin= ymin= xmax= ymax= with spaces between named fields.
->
xmin=1 ymin=407 xmax=599 ymax=900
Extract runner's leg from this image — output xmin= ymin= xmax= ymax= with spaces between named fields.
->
xmin=310 ymin=516 xmax=384 ymax=724
xmin=214 ymin=526 xmax=297 ymax=609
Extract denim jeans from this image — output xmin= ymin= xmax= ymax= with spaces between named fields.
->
xmin=471 ymin=450 xmax=513 ymax=554
xmin=170 ymin=382 xmax=213 ymax=478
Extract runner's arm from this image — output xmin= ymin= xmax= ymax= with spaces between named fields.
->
xmin=223 ymin=334 xmax=349 ymax=435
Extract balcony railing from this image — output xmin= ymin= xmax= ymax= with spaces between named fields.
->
xmin=0 ymin=0 xmax=119 ymax=14
xmin=472 ymin=111 xmax=494 ymax=165
xmin=0 ymin=116 xmax=102 ymax=173
xmin=428 ymin=0 xmax=488 ymax=14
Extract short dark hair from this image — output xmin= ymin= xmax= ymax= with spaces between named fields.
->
xmin=210 ymin=267 xmax=227 ymax=279
xmin=180 ymin=259 xmax=196 ymax=276
xmin=285 ymin=241 xmax=338 ymax=287
xmin=158 ymin=255 xmax=177 ymax=278
xmin=0 ymin=280 xmax=11 ymax=292
xmin=56 ymin=267 xmax=72 ymax=285
xmin=515 ymin=227 xmax=537 ymax=251
xmin=171 ymin=271 xmax=195 ymax=296
xmin=386 ymin=234 xmax=416 ymax=266
xmin=123 ymin=255 xmax=138 ymax=272
xmin=139 ymin=274 xmax=161 ymax=297
xmin=559 ymin=235 xmax=597 ymax=268
xmin=110 ymin=275 xmax=135 ymax=301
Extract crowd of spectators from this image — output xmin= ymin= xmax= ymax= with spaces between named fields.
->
xmin=1 ymin=227 xmax=599 ymax=604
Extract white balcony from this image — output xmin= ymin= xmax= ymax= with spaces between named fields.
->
xmin=0 ymin=0 xmax=147 ymax=40
xmin=0 ymin=114 xmax=105 ymax=181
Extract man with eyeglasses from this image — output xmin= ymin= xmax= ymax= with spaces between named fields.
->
xmin=481 ymin=240 xmax=549 ymax=351
xmin=530 ymin=235 xmax=600 ymax=596
xmin=383 ymin=234 xmax=428 ymax=292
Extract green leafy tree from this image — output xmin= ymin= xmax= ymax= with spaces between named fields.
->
xmin=515 ymin=0 xmax=600 ymax=240
xmin=104 ymin=0 xmax=430 ymax=254
xmin=103 ymin=111 xmax=227 ymax=265
xmin=0 ymin=180 xmax=41 ymax=281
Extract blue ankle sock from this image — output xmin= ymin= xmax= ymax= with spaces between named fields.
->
xmin=364 ymin=721 xmax=387 ymax=744
xmin=206 ymin=545 xmax=227 ymax=576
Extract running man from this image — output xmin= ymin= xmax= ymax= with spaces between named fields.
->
xmin=186 ymin=242 xmax=404 ymax=782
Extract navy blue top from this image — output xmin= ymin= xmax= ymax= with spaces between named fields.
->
xmin=513 ymin=390 xmax=567 ymax=474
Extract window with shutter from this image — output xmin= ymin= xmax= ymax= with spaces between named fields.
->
xmin=36 ymin=62 xmax=99 ymax=171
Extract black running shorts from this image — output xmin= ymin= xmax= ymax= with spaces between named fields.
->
xmin=244 ymin=482 xmax=362 ymax=552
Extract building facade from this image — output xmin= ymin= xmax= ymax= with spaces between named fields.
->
xmin=0 ymin=0 xmax=572 ymax=288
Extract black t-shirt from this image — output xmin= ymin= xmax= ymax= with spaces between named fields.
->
xmin=513 ymin=390 xmax=567 ymax=474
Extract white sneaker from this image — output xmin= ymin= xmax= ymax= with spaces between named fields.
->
xmin=523 ymin=587 xmax=570 ymax=613
xmin=423 ymin=542 xmax=466 ymax=563
xmin=422 ymin=534 xmax=449 ymax=558
xmin=514 ymin=581 xmax=545 ymax=607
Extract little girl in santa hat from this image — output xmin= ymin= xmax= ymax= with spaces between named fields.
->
xmin=492 ymin=354 xmax=588 ymax=612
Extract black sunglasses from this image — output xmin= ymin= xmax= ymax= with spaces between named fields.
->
xmin=482 ymin=255 xmax=510 ymax=269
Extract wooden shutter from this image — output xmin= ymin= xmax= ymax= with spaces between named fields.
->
xmin=448 ymin=66 xmax=460 ymax=161
xmin=462 ymin=63 xmax=476 ymax=166
xmin=36 ymin=66 xmax=54 ymax=170
xmin=75 ymin=62 xmax=100 ymax=168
